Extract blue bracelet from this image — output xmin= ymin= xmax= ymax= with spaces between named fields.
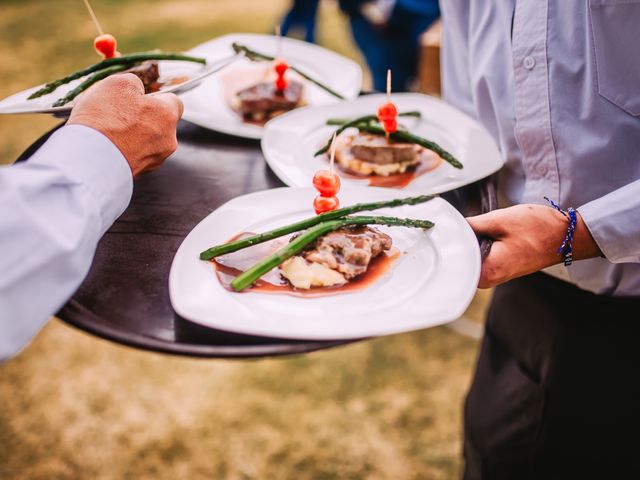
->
xmin=544 ymin=197 xmax=577 ymax=266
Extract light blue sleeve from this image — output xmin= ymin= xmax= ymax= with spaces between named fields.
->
xmin=0 ymin=125 xmax=133 ymax=362
xmin=578 ymin=179 xmax=640 ymax=264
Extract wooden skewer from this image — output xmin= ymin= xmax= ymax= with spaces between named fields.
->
xmin=386 ymin=69 xmax=391 ymax=102
xmin=386 ymin=69 xmax=392 ymax=142
xmin=329 ymin=131 xmax=337 ymax=175
xmin=82 ymin=0 xmax=104 ymax=35
xmin=275 ymin=24 xmax=282 ymax=60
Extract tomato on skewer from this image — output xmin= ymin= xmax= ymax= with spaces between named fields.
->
xmin=377 ymin=102 xmax=397 ymax=123
xmin=313 ymin=195 xmax=340 ymax=215
xmin=274 ymin=59 xmax=288 ymax=92
xmin=312 ymin=170 xmax=341 ymax=197
xmin=94 ymin=33 xmax=118 ymax=59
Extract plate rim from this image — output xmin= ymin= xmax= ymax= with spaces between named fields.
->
xmin=260 ymin=92 xmax=504 ymax=194
xmin=180 ymin=32 xmax=363 ymax=139
xmin=0 ymin=57 xmax=211 ymax=116
xmin=169 ymin=186 xmax=481 ymax=340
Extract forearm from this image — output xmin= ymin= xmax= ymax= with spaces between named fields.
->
xmin=0 ymin=126 xmax=132 ymax=361
xmin=578 ymin=179 xmax=640 ymax=263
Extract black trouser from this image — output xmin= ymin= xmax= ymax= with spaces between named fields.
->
xmin=463 ymin=272 xmax=640 ymax=480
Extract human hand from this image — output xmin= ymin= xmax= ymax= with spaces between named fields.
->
xmin=68 ymin=73 xmax=183 ymax=178
xmin=467 ymin=204 xmax=601 ymax=288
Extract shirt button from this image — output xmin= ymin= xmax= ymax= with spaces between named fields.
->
xmin=523 ymin=56 xmax=536 ymax=70
xmin=536 ymin=163 xmax=549 ymax=177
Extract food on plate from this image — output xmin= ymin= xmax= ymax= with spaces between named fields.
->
xmin=317 ymin=111 xmax=462 ymax=173
xmin=125 ymin=61 xmax=160 ymax=91
xmin=313 ymin=75 xmax=462 ymax=188
xmin=280 ymin=225 xmax=392 ymax=289
xmin=233 ymin=78 xmax=304 ymax=123
xmin=228 ymin=49 xmax=306 ymax=123
xmin=199 ymin=194 xmax=436 ymax=293
xmin=232 ymin=43 xmax=346 ymax=99
xmin=28 ymin=51 xmax=206 ymax=107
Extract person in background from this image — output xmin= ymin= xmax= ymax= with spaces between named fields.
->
xmin=281 ymin=0 xmax=322 ymax=43
xmin=441 ymin=1 xmax=640 ymax=478
xmin=0 ymin=74 xmax=183 ymax=362
xmin=339 ymin=0 xmax=440 ymax=91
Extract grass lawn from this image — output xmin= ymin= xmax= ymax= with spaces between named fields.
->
xmin=0 ymin=1 xmax=487 ymax=478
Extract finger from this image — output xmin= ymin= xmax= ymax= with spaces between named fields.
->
xmin=466 ymin=210 xmax=506 ymax=238
xmin=477 ymin=240 xmax=509 ymax=289
xmin=151 ymin=93 xmax=184 ymax=119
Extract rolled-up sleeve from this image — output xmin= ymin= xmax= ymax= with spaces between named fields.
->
xmin=578 ymin=179 xmax=640 ymax=264
xmin=0 ymin=125 xmax=132 ymax=362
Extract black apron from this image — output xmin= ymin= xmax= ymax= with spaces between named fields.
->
xmin=463 ymin=272 xmax=640 ymax=480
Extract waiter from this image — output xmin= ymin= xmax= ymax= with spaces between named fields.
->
xmin=441 ymin=1 xmax=640 ymax=478
xmin=0 ymin=74 xmax=182 ymax=362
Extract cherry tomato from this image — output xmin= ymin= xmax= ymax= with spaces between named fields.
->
xmin=313 ymin=195 xmax=339 ymax=214
xmin=274 ymin=60 xmax=288 ymax=76
xmin=94 ymin=33 xmax=118 ymax=59
xmin=312 ymin=170 xmax=341 ymax=197
xmin=377 ymin=102 xmax=398 ymax=122
xmin=383 ymin=118 xmax=398 ymax=134
xmin=275 ymin=76 xmax=288 ymax=91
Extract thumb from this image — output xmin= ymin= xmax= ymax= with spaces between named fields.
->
xmin=466 ymin=211 xmax=506 ymax=238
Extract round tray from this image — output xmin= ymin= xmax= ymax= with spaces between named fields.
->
xmin=16 ymin=120 xmax=496 ymax=358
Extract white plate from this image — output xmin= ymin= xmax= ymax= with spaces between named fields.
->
xmin=180 ymin=33 xmax=362 ymax=139
xmin=0 ymin=58 xmax=212 ymax=116
xmin=169 ymin=186 xmax=480 ymax=340
xmin=261 ymin=93 xmax=504 ymax=194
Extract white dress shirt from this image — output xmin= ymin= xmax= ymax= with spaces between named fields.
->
xmin=0 ymin=125 xmax=132 ymax=361
xmin=441 ymin=0 xmax=640 ymax=296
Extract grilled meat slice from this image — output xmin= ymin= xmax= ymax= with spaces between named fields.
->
xmin=303 ymin=226 xmax=392 ymax=279
xmin=334 ymin=132 xmax=422 ymax=176
xmin=280 ymin=226 xmax=392 ymax=289
xmin=350 ymin=134 xmax=420 ymax=165
xmin=125 ymin=61 xmax=160 ymax=93
xmin=236 ymin=80 xmax=304 ymax=121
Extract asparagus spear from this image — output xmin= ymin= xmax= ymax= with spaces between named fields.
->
xmin=52 ymin=63 xmax=133 ymax=107
xmin=29 ymin=52 xmax=207 ymax=99
xmin=325 ymin=111 xmax=422 ymax=125
xmin=231 ymin=42 xmax=346 ymax=100
xmin=314 ymin=115 xmax=379 ymax=156
xmin=230 ymin=215 xmax=434 ymax=292
xmin=199 ymin=194 xmax=436 ymax=260
xmin=315 ymin=117 xmax=463 ymax=169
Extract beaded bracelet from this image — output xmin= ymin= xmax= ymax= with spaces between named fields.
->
xmin=544 ymin=197 xmax=577 ymax=266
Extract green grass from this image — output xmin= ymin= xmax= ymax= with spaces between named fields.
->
xmin=0 ymin=2 xmax=485 ymax=478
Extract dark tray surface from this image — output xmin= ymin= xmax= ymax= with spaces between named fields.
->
xmin=18 ymin=120 xmax=495 ymax=358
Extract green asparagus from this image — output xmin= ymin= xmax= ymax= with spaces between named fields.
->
xmin=51 ymin=64 xmax=133 ymax=107
xmin=315 ymin=115 xmax=463 ymax=169
xmin=199 ymin=194 xmax=436 ymax=260
xmin=231 ymin=42 xmax=346 ymax=99
xmin=29 ymin=52 xmax=207 ymax=100
xmin=325 ymin=111 xmax=422 ymax=126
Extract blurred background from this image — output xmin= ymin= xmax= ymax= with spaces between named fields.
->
xmin=0 ymin=1 xmax=489 ymax=478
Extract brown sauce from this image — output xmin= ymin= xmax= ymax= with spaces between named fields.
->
xmin=212 ymin=232 xmax=401 ymax=297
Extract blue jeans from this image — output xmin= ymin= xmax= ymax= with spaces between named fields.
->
xmin=348 ymin=3 xmax=439 ymax=91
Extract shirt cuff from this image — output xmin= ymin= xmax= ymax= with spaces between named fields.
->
xmin=28 ymin=124 xmax=133 ymax=234
xmin=578 ymin=179 xmax=640 ymax=264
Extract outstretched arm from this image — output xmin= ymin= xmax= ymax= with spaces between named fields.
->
xmin=0 ymin=74 xmax=182 ymax=362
